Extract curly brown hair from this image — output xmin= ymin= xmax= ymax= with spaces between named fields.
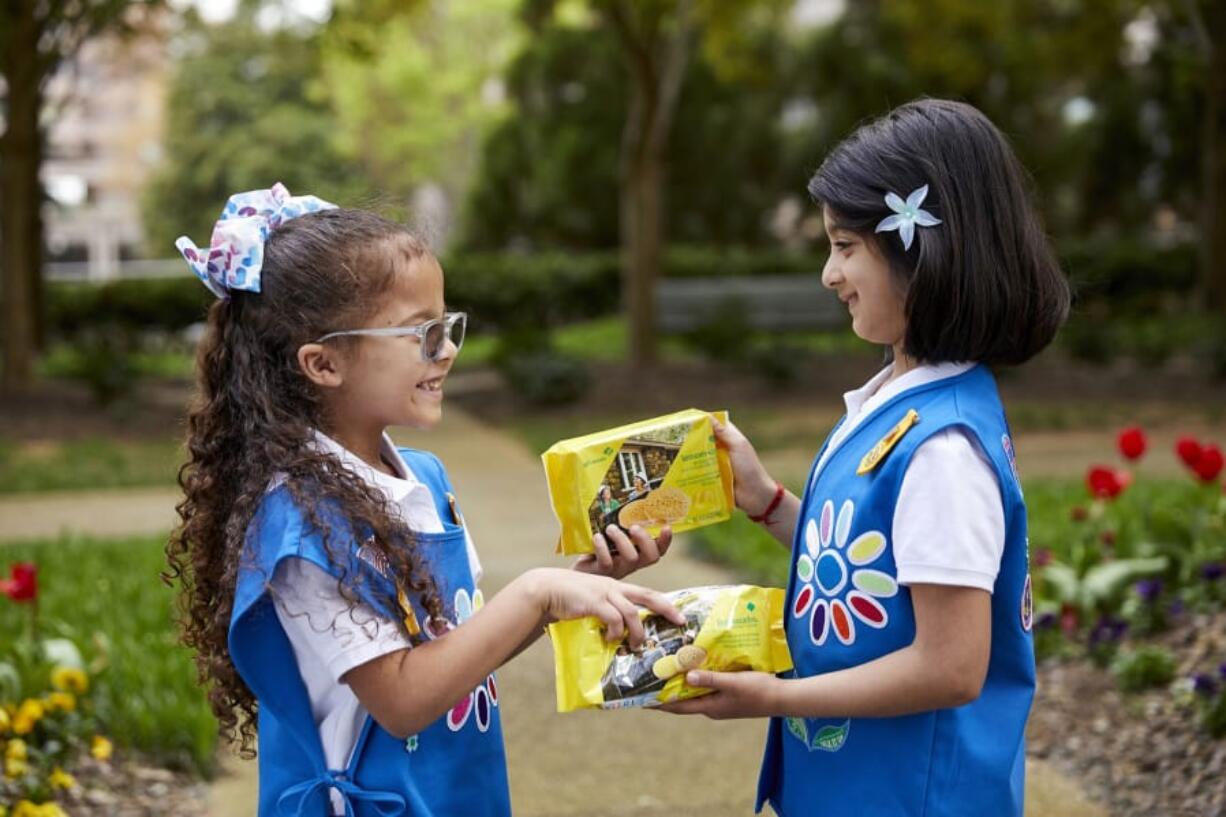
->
xmin=164 ymin=208 xmax=445 ymax=755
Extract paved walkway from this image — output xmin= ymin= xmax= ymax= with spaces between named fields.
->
xmin=0 ymin=407 xmax=1103 ymax=816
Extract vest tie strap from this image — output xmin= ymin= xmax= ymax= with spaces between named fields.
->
xmin=276 ymin=769 xmax=407 ymax=816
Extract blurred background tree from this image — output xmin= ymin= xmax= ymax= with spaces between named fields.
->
xmin=141 ymin=0 xmax=371 ymax=251
xmin=0 ymin=0 xmax=162 ymax=393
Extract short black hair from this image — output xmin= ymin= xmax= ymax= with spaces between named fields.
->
xmin=808 ymin=98 xmax=1070 ymax=366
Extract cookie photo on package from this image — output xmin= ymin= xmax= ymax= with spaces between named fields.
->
xmin=541 ymin=409 xmax=735 ymax=556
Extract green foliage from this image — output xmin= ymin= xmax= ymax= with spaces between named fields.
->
xmin=497 ymin=349 xmax=592 ymax=405
xmin=1112 ymin=645 xmax=1177 ymax=693
xmin=460 ymin=15 xmax=801 ymax=250
xmin=141 ymin=3 xmax=373 ymax=252
xmin=0 ymin=437 xmax=182 ymax=494
xmin=686 ymin=499 xmax=796 ymax=588
xmin=0 ymin=536 xmax=217 ymax=776
xmin=321 ymin=0 xmax=520 ymax=211
xmin=1042 ymin=558 xmax=1168 ymax=618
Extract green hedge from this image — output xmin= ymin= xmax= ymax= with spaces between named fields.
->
xmin=44 ymin=238 xmax=1200 ymax=339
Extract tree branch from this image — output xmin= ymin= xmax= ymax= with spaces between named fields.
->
xmin=648 ymin=0 xmax=695 ymax=152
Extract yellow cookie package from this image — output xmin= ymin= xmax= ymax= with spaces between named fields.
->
xmin=541 ymin=408 xmax=735 ymax=555
xmin=549 ymin=585 xmax=793 ymax=712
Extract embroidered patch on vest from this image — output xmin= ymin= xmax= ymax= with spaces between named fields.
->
xmin=1002 ymin=433 xmax=1021 ymax=484
xmin=786 ymin=716 xmax=851 ymax=752
xmin=793 ymin=498 xmax=894 ymax=647
xmin=1020 ymin=573 xmax=1034 ymax=632
xmin=856 ymin=409 xmax=920 ymax=475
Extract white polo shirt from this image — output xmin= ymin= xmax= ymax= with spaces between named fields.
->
xmin=268 ymin=431 xmax=481 ymax=806
xmin=811 ymin=362 xmax=1006 ymax=592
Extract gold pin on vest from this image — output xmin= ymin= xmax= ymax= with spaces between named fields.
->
xmin=857 ymin=409 xmax=920 ymax=475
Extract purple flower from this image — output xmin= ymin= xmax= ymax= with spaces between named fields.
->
xmin=1193 ymin=673 xmax=1220 ymax=698
xmin=1219 ymin=662 xmax=1226 ymax=681
xmin=1134 ymin=578 xmax=1163 ymax=603
xmin=1201 ymin=562 xmax=1225 ymax=582
xmin=1035 ymin=611 xmax=1057 ymax=631
xmin=1088 ymin=616 xmax=1128 ymax=647
xmin=1168 ymin=598 xmax=1185 ymax=618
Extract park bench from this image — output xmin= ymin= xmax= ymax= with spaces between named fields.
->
xmin=655 ymin=274 xmax=845 ymax=333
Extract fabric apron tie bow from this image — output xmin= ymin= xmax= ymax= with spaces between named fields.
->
xmin=276 ymin=770 xmax=407 ymax=816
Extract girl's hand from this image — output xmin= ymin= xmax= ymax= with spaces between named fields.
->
xmin=528 ymin=568 xmax=685 ymax=646
xmin=573 ymin=524 xmax=673 ymax=580
xmin=710 ymin=415 xmax=778 ymax=517
xmin=657 ymin=670 xmax=784 ymax=719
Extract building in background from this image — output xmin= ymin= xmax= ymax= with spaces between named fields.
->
xmin=42 ymin=28 xmax=169 ymax=281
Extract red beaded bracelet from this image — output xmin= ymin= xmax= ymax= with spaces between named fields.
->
xmin=748 ymin=481 xmax=786 ymax=525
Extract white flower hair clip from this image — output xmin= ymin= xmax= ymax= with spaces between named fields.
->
xmin=874 ymin=184 xmax=941 ymax=251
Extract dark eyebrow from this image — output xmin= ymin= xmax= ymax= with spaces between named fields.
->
xmin=396 ymin=308 xmax=440 ymax=326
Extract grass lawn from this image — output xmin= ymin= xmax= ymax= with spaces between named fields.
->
xmin=0 ymin=437 xmax=183 ymax=494
xmin=0 ymin=534 xmax=217 ymax=777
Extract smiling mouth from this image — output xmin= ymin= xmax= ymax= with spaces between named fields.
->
xmin=418 ymin=376 xmax=445 ymax=392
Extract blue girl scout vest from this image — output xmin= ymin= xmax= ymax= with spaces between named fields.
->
xmin=756 ymin=365 xmax=1036 ymax=817
xmin=229 ymin=448 xmax=511 ymax=817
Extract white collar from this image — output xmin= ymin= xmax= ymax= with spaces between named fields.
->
xmin=843 ymin=360 xmax=976 ymax=422
xmin=311 ymin=429 xmax=424 ymax=505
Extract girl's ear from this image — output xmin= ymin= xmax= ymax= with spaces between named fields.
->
xmin=297 ymin=342 xmax=345 ymax=389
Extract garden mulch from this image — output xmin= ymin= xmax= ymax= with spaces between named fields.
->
xmin=1028 ymin=612 xmax=1226 ymax=817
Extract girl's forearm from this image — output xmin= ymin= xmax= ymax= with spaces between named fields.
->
xmin=354 ymin=569 xmax=550 ymax=737
xmin=777 ymin=643 xmax=983 ymax=719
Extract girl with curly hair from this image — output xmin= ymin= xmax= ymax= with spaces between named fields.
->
xmin=165 ymin=184 xmax=679 ymax=817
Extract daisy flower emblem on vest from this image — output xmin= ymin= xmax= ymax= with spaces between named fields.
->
xmin=792 ymin=499 xmax=896 ymax=645
xmin=422 ymin=587 xmax=499 ymax=733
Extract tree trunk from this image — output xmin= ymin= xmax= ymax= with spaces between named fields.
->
xmin=1202 ymin=0 xmax=1226 ymax=312
xmin=610 ymin=0 xmax=693 ymax=371
xmin=0 ymin=7 xmax=44 ymax=394
xmin=620 ymin=139 xmax=664 ymax=369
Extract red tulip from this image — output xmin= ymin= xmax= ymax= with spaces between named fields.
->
xmin=1176 ymin=436 xmax=1203 ymax=470
xmin=1060 ymin=602 xmax=1079 ymax=637
xmin=1100 ymin=530 xmax=1116 ymax=546
xmin=1117 ymin=426 xmax=1147 ymax=461
xmin=0 ymin=562 xmax=37 ymax=603
xmin=1194 ymin=445 xmax=1224 ymax=483
xmin=1086 ymin=466 xmax=1127 ymax=500
xmin=1033 ymin=547 xmax=1053 ymax=567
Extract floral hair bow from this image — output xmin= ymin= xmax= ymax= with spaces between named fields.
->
xmin=174 ymin=182 xmax=336 ymax=298
xmin=874 ymin=184 xmax=941 ymax=251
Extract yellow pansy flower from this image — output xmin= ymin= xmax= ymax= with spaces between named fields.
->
xmin=91 ymin=734 xmax=113 ymax=761
xmin=48 ymin=765 xmax=77 ymax=790
xmin=4 ymin=754 xmax=28 ymax=778
xmin=5 ymin=737 xmax=27 ymax=760
xmin=12 ymin=805 xmax=65 ymax=817
xmin=12 ymin=700 xmax=44 ymax=736
xmin=0 ymin=706 xmax=10 ymax=734
xmin=49 ymin=667 xmax=87 ymax=695
xmin=43 ymin=692 xmax=75 ymax=714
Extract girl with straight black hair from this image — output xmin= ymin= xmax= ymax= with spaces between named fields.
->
xmin=663 ymin=99 xmax=1070 ymax=817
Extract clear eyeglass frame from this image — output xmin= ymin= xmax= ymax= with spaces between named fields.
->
xmin=314 ymin=311 xmax=467 ymax=363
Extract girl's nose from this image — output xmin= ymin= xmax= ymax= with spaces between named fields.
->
xmin=436 ymin=336 xmax=459 ymax=365
xmin=820 ymin=256 xmax=841 ymax=290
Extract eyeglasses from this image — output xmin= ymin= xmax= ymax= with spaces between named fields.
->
xmin=315 ymin=311 xmax=467 ymax=363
